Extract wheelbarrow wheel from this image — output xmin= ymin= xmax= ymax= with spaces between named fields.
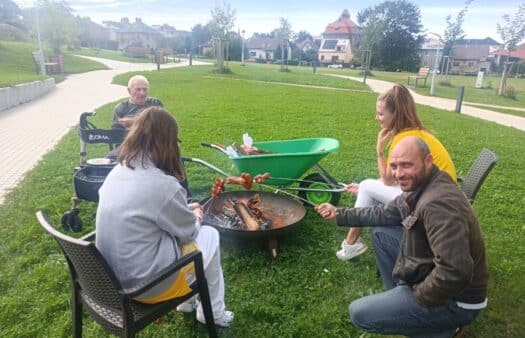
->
xmin=298 ymin=173 xmax=341 ymax=206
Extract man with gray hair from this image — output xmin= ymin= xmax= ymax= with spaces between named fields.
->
xmin=111 ymin=75 xmax=164 ymax=131
xmin=316 ymin=136 xmax=488 ymax=337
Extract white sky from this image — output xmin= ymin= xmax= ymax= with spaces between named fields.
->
xmin=14 ymin=0 xmax=523 ymax=42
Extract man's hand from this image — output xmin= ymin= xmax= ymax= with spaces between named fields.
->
xmin=315 ymin=203 xmax=337 ymax=220
xmin=118 ymin=116 xmax=135 ymax=129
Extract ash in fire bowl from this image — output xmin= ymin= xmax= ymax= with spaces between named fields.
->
xmin=203 ymin=191 xmax=306 ymax=232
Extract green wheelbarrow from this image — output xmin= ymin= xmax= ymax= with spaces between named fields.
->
xmin=199 ymin=137 xmax=345 ymax=206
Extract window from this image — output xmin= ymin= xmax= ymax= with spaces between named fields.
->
xmin=322 ymin=40 xmax=337 ymax=49
xmin=250 ymin=51 xmax=256 ymax=57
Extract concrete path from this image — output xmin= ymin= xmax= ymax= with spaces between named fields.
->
xmin=326 ymin=74 xmax=525 ymax=132
xmin=0 ymin=57 xmax=207 ymax=203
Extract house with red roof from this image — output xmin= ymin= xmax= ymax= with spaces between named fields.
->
xmin=317 ymin=10 xmax=360 ymax=66
xmin=494 ymin=43 xmax=525 ymax=65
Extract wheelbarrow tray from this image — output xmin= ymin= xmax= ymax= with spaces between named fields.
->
xmin=231 ymin=138 xmax=339 ymax=185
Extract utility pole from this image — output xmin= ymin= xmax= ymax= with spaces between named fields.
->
xmin=429 ymin=32 xmax=443 ymax=96
xmin=241 ymin=29 xmax=245 ymax=65
xmin=36 ymin=8 xmax=46 ymax=76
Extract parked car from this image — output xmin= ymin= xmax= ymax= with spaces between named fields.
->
xmin=327 ymin=64 xmax=343 ymax=68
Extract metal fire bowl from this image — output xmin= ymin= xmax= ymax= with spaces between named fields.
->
xmin=203 ymin=191 xmax=306 ymax=240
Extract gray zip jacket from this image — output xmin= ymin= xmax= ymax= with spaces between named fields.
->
xmin=336 ymin=166 xmax=489 ymax=307
xmin=96 ymin=159 xmax=199 ymax=289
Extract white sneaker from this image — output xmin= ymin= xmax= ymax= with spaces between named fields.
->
xmin=336 ymin=239 xmax=368 ymax=261
xmin=196 ymin=309 xmax=234 ymax=328
xmin=176 ymin=297 xmax=198 ymax=313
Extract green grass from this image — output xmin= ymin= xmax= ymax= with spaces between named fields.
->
xmin=464 ymin=103 xmax=525 ymax=118
xmin=71 ymin=47 xmax=153 ymax=63
xmin=62 ymin=53 xmax=108 ymax=74
xmin=318 ymin=67 xmax=525 ymax=112
xmin=0 ymin=64 xmax=524 ymax=337
xmin=0 ymin=40 xmax=108 ymax=87
xmin=0 ymin=40 xmax=46 ymax=87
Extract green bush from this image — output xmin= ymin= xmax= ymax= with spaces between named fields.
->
xmin=503 ymin=85 xmax=518 ymax=100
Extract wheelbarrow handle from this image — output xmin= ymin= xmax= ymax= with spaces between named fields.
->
xmin=201 ymin=142 xmax=229 ymax=155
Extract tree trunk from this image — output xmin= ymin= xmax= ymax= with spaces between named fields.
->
xmin=280 ymin=43 xmax=285 ymax=72
xmin=216 ymin=38 xmax=224 ymax=73
xmin=498 ymin=62 xmax=509 ymax=96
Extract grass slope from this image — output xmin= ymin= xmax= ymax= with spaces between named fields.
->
xmin=0 ymin=40 xmax=108 ymax=87
xmin=0 ymin=64 xmax=523 ymax=337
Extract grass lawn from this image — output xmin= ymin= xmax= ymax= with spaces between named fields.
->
xmin=0 ymin=40 xmax=46 ymax=87
xmin=0 ymin=64 xmax=523 ymax=337
xmin=71 ymin=47 xmax=154 ymax=63
xmin=0 ymin=40 xmax=108 ymax=87
xmin=318 ymin=67 xmax=525 ymax=115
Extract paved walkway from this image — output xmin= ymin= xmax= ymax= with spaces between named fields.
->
xmin=0 ymin=57 xmax=206 ymax=203
xmin=326 ymin=74 xmax=525 ymax=132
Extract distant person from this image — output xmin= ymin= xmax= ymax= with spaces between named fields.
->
xmin=96 ymin=107 xmax=233 ymax=327
xmin=335 ymin=84 xmax=456 ymax=261
xmin=111 ymin=75 xmax=163 ymax=131
xmin=316 ymin=136 xmax=488 ymax=337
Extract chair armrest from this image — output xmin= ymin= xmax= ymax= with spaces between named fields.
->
xmin=119 ymin=250 xmax=202 ymax=298
xmin=80 ymin=231 xmax=96 ymax=242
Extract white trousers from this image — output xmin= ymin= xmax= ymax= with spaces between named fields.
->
xmin=193 ymin=225 xmax=226 ymax=318
xmin=354 ymin=179 xmax=402 ymax=208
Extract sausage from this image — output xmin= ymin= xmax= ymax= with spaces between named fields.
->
xmin=241 ymin=173 xmax=253 ymax=190
xmin=253 ymin=172 xmax=271 ymax=184
xmin=226 ymin=176 xmax=246 ymax=186
xmin=211 ymin=177 xmax=225 ymax=198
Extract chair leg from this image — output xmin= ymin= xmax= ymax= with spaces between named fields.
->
xmin=198 ymin=277 xmax=218 ymax=338
xmin=72 ymin=285 xmax=83 ymax=338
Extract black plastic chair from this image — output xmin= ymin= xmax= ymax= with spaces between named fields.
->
xmin=459 ymin=148 xmax=499 ymax=204
xmin=36 ymin=211 xmax=217 ymax=338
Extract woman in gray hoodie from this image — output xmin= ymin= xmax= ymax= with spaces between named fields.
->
xmin=96 ymin=106 xmax=233 ymax=327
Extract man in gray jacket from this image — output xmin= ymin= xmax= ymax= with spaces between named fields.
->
xmin=316 ymin=136 xmax=488 ymax=338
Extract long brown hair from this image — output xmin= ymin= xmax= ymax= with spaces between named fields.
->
xmin=117 ymin=106 xmax=185 ymax=181
xmin=377 ymin=84 xmax=425 ymax=134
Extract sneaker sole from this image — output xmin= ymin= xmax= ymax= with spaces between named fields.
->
xmin=336 ymin=245 xmax=368 ymax=261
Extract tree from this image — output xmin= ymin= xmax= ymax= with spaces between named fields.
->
xmin=77 ymin=16 xmax=109 ymax=49
xmin=294 ymin=30 xmax=312 ymax=43
xmin=209 ymin=1 xmax=236 ymax=73
xmin=357 ymin=0 xmax=424 ymax=71
xmin=275 ymin=17 xmax=293 ymax=71
xmin=496 ymin=3 xmax=525 ymax=95
xmin=191 ymin=23 xmax=212 ymax=55
xmin=0 ymin=0 xmax=28 ymax=40
xmin=0 ymin=0 xmax=25 ymax=29
xmin=32 ymin=0 xmax=80 ymax=53
xmin=442 ymin=0 xmax=473 ymax=67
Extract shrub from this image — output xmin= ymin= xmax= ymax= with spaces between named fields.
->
xmin=486 ymin=80 xmax=493 ymax=89
xmin=439 ymin=80 xmax=452 ymax=87
xmin=503 ymin=86 xmax=518 ymax=100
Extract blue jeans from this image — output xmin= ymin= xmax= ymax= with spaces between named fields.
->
xmin=348 ymin=226 xmax=481 ymax=338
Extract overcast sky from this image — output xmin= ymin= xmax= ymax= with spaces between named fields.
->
xmin=15 ymin=0 xmax=522 ymax=42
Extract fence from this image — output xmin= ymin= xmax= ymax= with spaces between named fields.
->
xmin=0 ymin=78 xmax=55 ymax=112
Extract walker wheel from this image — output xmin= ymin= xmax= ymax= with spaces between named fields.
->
xmin=61 ymin=209 xmax=83 ymax=232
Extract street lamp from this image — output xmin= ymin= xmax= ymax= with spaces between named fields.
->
xmin=35 ymin=7 xmax=46 ymax=76
xmin=429 ymin=32 xmax=443 ymax=96
xmin=241 ymin=29 xmax=245 ymax=65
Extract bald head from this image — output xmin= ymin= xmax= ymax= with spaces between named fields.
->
xmin=389 ymin=136 xmax=434 ymax=191
xmin=127 ymin=75 xmax=149 ymax=105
